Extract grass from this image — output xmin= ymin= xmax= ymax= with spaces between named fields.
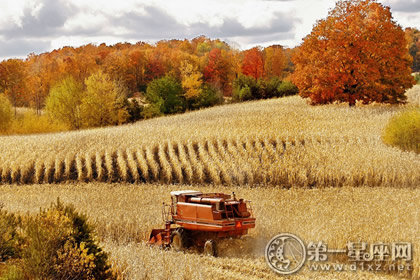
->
xmin=0 ymin=183 xmax=417 ymax=279
xmin=0 ymin=91 xmax=419 ymax=187
xmin=7 ymin=112 xmax=67 ymax=135
xmin=383 ymin=108 xmax=420 ymax=153
xmin=1 ymin=108 xmax=66 ymax=136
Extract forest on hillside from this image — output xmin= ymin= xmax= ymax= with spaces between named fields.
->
xmin=1 ymin=27 xmax=419 ymax=112
xmin=0 ymin=4 xmax=418 ymax=134
xmin=0 ymin=37 xmax=295 ymax=110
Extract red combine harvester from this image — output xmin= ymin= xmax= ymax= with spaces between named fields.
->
xmin=148 ymin=190 xmax=256 ymax=256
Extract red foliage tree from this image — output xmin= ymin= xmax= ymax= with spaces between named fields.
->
xmin=145 ymin=48 xmax=166 ymax=82
xmin=203 ymin=48 xmax=234 ymax=95
xmin=128 ymin=49 xmax=147 ymax=91
xmin=241 ymin=47 xmax=264 ymax=80
xmin=292 ymin=0 xmax=415 ymax=106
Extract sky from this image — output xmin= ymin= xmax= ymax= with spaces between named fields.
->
xmin=0 ymin=0 xmax=419 ymax=60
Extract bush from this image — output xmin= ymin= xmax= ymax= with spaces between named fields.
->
xmin=277 ymin=80 xmax=299 ymax=97
xmin=0 ymin=264 xmax=23 ymax=280
xmin=0 ymin=206 xmax=20 ymax=262
xmin=264 ymin=77 xmax=283 ymax=99
xmin=189 ymin=84 xmax=224 ymax=109
xmin=232 ymin=75 xmax=259 ymax=101
xmin=233 ymin=75 xmax=299 ymax=101
xmin=237 ymin=86 xmax=253 ymax=101
xmin=54 ymin=241 xmax=96 ymax=279
xmin=382 ymin=108 xmax=420 ymax=153
xmin=8 ymin=112 xmax=67 ymax=135
xmin=145 ymin=76 xmax=185 ymax=115
xmin=415 ymin=73 xmax=420 ymax=84
xmin=17 ymin=199 xmax=114 ymax=279
xmin=0 ymin=95 xmax=13 ymax=132
xmin=125 ymin=99 xmax=144 ymax=122
xmin=142 ymin=103 xmax=164 ymax=119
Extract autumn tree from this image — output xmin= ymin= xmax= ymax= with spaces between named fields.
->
xmin=264 ymin=45 xmax=286 ymax=78
xmin=180 ymin=61 xmax=203 ymax=100
xmin=128 ymin=49 xmax=147 ymax=91
xmin=197 ymin=41 xmax=212 ymax=56
xmin=283 ymin=48 xmax=296 ymax=75
xmin=0 ymin=36 xmax=302 ymax=125
xmin=104 ymin=48 xmax=149 ymax=93
xmin=292 ymin=0 xmax=415 ymax=106
xmin=61 ymin=51 xmax=97 ymax=83
xmin=46 ymin=77 xmax=84 ymax=129
xmin=0 ymin=59 xmax=27 ymax=115
xmin=145 ymin=47 xmax=167 ymax=82
xmin=203 ymin=48 xmax=235 ymax=95
xmin=103 ymin=50 xmax=131 ymax=91
xmin=0 ymin=94 xmax=13 ymax=131
xmin=26 ymin=54 xmax=53 ymax=115
xmin=241 ymin=47 xmax=264 ymax=80
xmin=405 ymin=28 xmax=420 ymax=72
xmin=81 ymin=71 xmax=128 ymax=127
xmin=0 ymin=37 xmax=242 ymax=116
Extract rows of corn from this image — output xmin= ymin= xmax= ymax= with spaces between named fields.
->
xmin=0 ymin=94 xmax=419 ymax=187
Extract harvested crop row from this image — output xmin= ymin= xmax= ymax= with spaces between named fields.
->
xmin=0 ymin=136 xmax=418 ymax=187
xmin=0 ymin=95 xmax=419 ymax=187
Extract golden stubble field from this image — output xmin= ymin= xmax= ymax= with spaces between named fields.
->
xmin=0 ymin=183 xmax=418 ymax=279
xmin=0 ymin=87 xmax=419 ymax=279
xmin=0 ymin=88 xmax=419 ymax=188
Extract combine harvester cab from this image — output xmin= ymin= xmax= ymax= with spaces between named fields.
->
xmin=148 ymin=190 xmax=256 ymax=256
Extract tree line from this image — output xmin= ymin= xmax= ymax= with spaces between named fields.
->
xmin=0 ymin=38 xmax=294 ymax=112
xmin=0 ymin=37 xmax=298 ymax=131
xmin=0 ymin=0 xmax=419 ymax=133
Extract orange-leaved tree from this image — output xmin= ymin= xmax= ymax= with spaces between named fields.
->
xmin=0 ymin=59 xmax=27 ymax=114
xmin=264 ymin=45 xmax=286 ymax=78
xmin=405 ymin=27 xmax=420 ymax=72
xmin=203 ymin=48 xmax=234 ymax=95
xmin=292 ymin=0 xmax=415 ymax=106
xmin=241 ymin=47 xmax=264 ymax=80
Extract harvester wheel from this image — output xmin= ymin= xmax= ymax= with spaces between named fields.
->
xmin=171 ymin=228 xmax=188 ymax=251
xmin=203 ymin=240 xmax=217 ymax=257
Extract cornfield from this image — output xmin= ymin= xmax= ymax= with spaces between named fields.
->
xmin=0 ymin=183 xmax=418 ymax=279
xmin=0 ymin=91 xmax=419 ymax=279
xmin=0 ymin=92 xmax=419 ymax=187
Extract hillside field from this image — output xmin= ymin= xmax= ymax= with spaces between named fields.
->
xmin=0 ymin=89 xmax=419 ymax=187
xmin=0 ymin=89 xmax=419 ymax=279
